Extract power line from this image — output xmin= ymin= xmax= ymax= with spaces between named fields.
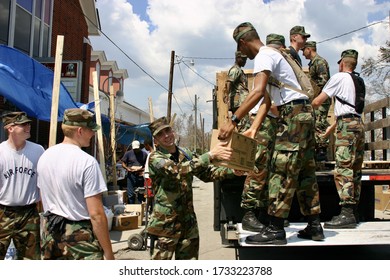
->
xmin=70 ymin=1 xmax=169 ymax=92
xmin=182 ymin=60 xmax=216 ymax=86
xmin=317 ymin=21 xmax=385 ymax=44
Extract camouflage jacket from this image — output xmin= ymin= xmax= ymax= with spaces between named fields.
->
xmin=227 ymin=64 xmax=248 ymax=112
xmin=308 ymin=54 xmax=330 ymax=89
xmin=146 ymin=145 xmax=234 ymax=238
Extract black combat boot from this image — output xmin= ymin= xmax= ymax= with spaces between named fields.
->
xmin=242 ymin=210 xmax=265 ymax=232
xmin=245 ymin=216 xmax=287 ymax=245
xmin=297 ymin=215 xmax=325 ymax=241
xmin=324 ymin=205 xmax=357 ymax=229
xmin=257 ymin=208 xmax=270 ymax=226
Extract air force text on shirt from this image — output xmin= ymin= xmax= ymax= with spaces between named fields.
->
xmin=3 ymin=166 xmax=36 ymax=179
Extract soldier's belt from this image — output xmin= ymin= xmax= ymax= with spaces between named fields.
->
xmin=0 ymin=203 xmax=37 ymax=212
xmin=337 ymin=113 xmax=361 ymax=121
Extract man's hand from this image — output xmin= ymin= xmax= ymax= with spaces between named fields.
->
xmin=210 ymin=141 xmax=233 ymax=161
xmin=242 ymin=127 xmax=256 ymax=139
xmin=218 ymin=121 xmax=235 ymax=141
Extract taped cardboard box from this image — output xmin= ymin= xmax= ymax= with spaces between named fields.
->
xmin=112 ymin=213 xmax=138 ymax=231
xmin=210 ymin=129 xmax=257 ymax=171
xmin=125 ymin=203 xmax=146 ymax=226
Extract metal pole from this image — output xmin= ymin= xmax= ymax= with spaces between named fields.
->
xmin=109 ymin=85 xmax=118 ymax=190
xmin=194 ymin=94 xmax=197 ymax=152
xmin=167 ymin=50 xmax=175 ymax=122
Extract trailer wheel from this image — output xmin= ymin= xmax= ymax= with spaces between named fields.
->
xmin=127 ymin=233 xmax=144 ymax=250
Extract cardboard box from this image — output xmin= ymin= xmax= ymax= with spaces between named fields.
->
xmin=210 ymin=129 xmax=257 ymax=171
xmin=375 ymin=186 xmax=390 ymax=212
xmin=125 ymin=203 xmax=146 ymax=226
xmin=112 ymin=213 xmax=139 ymax=231
xmin=103 ymin=190 xmax=127 ymax=207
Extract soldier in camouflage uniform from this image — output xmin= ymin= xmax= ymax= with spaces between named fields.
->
xmin=0 ymin=112 xmax=44 ymax=260
xmin=312 ymin=49 xmax=364 ymax=229
xmin=219 ymin=22 xmax=323 ymax=245
xmin=240 ymin=34 xmax=285 ymax=232
xmin=38 ymin=109 xmax=114 ymax=260
xmin=146 ymin=117 xmax=234 ymax=260
xmin=224 ymin=51 xmax=250 ymax=132
xmin=302 ymin=41 xmax=331 ymax=161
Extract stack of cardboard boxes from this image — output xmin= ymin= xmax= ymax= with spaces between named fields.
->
xmin=103 ymin=190 xmax=145 ymax=231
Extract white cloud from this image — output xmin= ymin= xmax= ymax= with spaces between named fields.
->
xmin=90 ymin=0 xmax=389 ymax=132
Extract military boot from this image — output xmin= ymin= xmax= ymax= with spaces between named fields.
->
xmin=245 ymin=217 xmax=287 ymax=245
xmin=242 ymin=210 xmax=265 ymax=232
xmin=297 ymin=215 xmax=325 ymax=241
xmin=324 ymin=205 xmax=357 ymax=229
xmin=257 ymin=208 xmax=270 ymax=226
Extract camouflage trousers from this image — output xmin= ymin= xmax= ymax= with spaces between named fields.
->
xmin=241 ymin=116 xmax=277 ymax=210
xmin=41 ymin=216 xmax=103 ymax=260
xmin=149 ymin=234 xmax=199 ymax=260
xmin=268 ymin=102 xmax=321 ymax=219
xmin=334 ymin=117 xmax=365 ymax=205
xmin=314 ymin=99 xmax=331 ymax=149
xmin=0 ymin=204 xmax=40 ymax=260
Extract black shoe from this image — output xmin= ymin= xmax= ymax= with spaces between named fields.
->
xmin=242 ymin=210 xmax=265 ymax=232
xmin=245 ymin=225 xmax=287 ymax=245
xmin=297 ymin=222 xmax=325 ymax=241
xmin=324 ymin=206 xmax=357 ymax=229
xmin=257 ymin=208 xmax=270 ymax=226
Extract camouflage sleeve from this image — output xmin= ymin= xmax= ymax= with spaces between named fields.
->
xmin=148 ymin=150 xmax=211 ymax=179
xmin=311 ymin=58 xmax=330 ymax=89
xmin=227 ymin=66 xmax=241 ymax=82
xmin=195 ymin=166 xmax=236 ymax=182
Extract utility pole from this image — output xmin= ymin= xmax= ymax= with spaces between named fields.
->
xmin=194 ymin=94 xmax=198 ymax=152
xmin=201 ymin=114 xmax=205 ymax=153
xmin=167 ymin=50 xmax=175 ymax=123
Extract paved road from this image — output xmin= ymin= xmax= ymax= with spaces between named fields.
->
xmin=111 ymin=179 xmax=236 ymax=260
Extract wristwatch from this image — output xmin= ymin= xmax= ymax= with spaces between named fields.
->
xmin=231 ymin=114 xmax=241 ymax=125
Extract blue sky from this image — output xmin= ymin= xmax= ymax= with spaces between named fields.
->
xmin=90 ymin=0 xmax=389 ymax=131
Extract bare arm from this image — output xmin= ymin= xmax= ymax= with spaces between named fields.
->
xmin=218 ymin=71 xmax=270 ymax=140
xmin=323 ymin=122 xmax=337 ymax=138
xmin=86 ymin=194 xmax=115 ymax=260
xmin=243 ymin=93 xmax=271 ymax=138
xmin=312 ymin=91 xmax=329 ymax=109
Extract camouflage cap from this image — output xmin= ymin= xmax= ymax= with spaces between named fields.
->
xmin=266 ymin=33 xmax=286 ymax=47
xmin=303 ymin=41 xmax=316 ymax=49
xmin=233 ymin=22 xmax=256 ymax=43
xmin=235 ymin=51 xmax=247 ymax=58
xmin=290 ymin=25 xmax=311 ymax=37
xmin=149 ymin=116 xmax=171 ymax=137
xmin=2 ymin=111 xmax=31 ymax=127
xmin=62 ymin=108 xmax=100 ymax=131
xmin=337 ymin=49 xmax=358 ymax=64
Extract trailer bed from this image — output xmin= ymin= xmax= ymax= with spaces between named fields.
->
xmin=237 ymin=221 xmax=390 ymax=247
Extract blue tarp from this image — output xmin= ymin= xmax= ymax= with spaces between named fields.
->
xmin=0 ymin=45 xmax=152 ymax=145
xmin=0 ymin=45 xmax=79 ymax=121
xmin=100 ymin=115 xmax=152 ymax=146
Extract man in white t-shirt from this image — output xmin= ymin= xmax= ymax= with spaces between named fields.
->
xmin=312 ymin=49 xmax=364 ymax=229
xmin=0 ymin=111 xmax=44 ymax=260
xmin=38 ymin=108 xmax=114 ymax=260
xmin=219 ymin=22 xmax=323 ymax=245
